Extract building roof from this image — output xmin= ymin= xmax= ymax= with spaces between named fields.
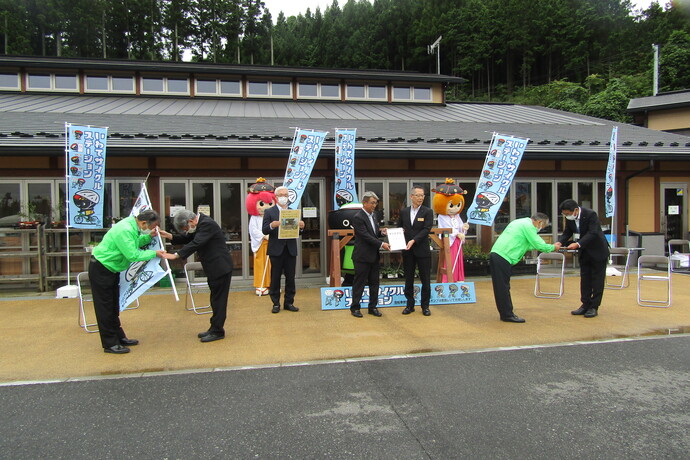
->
xmin=628 ymin=90 xmax=690 ymax=112
xmin=2 ymin=92 xmax=690 ymax=161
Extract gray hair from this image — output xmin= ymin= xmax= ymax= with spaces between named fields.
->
xmin=275 ymin=186 xmax=289 ymax=195
xmin=362 ymin=191 xmax=379 ymax=203
xmin=531 ymin=212 xmax=550 ymax=226
xmin=172 ymin=209 xmax=196 ymax=233
xmin=136 ymin=209 xmax=160 ymax=225
xmin=410 ymin=185 xmax=424 ymax=195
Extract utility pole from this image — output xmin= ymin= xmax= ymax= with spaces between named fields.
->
xmin=652 ymin=44 xmax=660 ymax=96
xmin=427 ymin=35 xmax=442 ymax=75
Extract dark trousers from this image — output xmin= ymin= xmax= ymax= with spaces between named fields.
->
xmin=402 ymin=252 xmax=431 ymax=308
xmin=489 ymin=252 xmax=515 ymax=319
xmin=269 ymin=247 xmax=296 ymax=307
xmin=88 ymin=259 xmax=126 ymax=348
xmin=351 ymin=260 xmax=380 ymax=310
xmin=580 ymin=257 xmax=606 ymax=310
xmin=207 ymin=272 xmax=232 ymax=335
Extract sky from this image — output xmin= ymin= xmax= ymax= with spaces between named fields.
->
xmin=261 ymin=0 xmax=658 ymax=21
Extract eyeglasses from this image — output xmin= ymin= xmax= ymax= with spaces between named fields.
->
xmin=412 ymin=194 xmax=425 ymax=197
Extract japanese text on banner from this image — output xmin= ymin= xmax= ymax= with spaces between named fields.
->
xmin=466 ymin=134 xmax=529 ymax=227
xmin=605 ymin=127 xmax=618 ymax=218
xmin=334 ymin=129 xmax=358 ymax=209
xmin=67 ymin=125 xmax=107 ymax=229
xmin=284 ymin=129 xmax=327 ymax=209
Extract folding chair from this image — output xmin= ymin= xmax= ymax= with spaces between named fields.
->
xmin=605 ymin=247 xmax=632 ymax=289
xmin=637 ymin=255 xmax=672 ymax=308
xmin=534 ymin=252 xmax=565 ymax=298
xmin=184 ymin=262 xmax=212 ymax=314
xmin=77 ymin=271 xmax=139 ymax=333
xmin=667 ymin=239 xmax=690 ymax=273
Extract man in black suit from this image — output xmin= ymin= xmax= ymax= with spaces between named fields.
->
xmin=262 ymin=186 xmax=304 ymax=314
xmin=350 ymin=191 xmax=390 ymax=318
xmin=398 ymin=186 xmax=434 ymax=316
xmin=558 ymin=199 xmax=609 ymax=318
xmin=161 ymin=209 xmax=233 ymax=342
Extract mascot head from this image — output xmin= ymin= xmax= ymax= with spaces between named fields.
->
xmin=432 ymin=178 xmax=467 ymax=216
xmin=246 ymin=178 xmax=276 ymax=216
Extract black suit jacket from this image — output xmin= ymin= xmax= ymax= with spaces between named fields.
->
xmin=172 ymin=214 xmax=233 ymax=279
xmin=352 ymin=209 xmax=384 ymax=264
xmin=262 ymin=205 xmax=299 ymax=257
xmin=558 ymin=207 xmax=609 ymax=262
xmin=397 ymin=205 xmax=433 ymax=258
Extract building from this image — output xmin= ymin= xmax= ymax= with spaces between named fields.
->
xmin=1 ymin=56 xmax=690 ymax=289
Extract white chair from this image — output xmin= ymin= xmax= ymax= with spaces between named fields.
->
xmin=184 ymin=262 xmax=212 ymax=314
xmin=77 ymin=271 xmax=139 ymax=333
xmin=637 ymin=255 xmax=671 ymax=308
xmin=605 ymin=247 xmax=632 ymax=289
xmin=667 ymin=239 xmax=690 ymax=272
xmin=534 ymin=252 xmax=565 ymax=298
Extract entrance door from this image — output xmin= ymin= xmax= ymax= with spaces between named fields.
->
xmin=661 ymin=183 xmax=688 ymax=249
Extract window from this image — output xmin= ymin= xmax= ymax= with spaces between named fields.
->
xmin=248 ymin=80 xmax=292 ymax=98
xmin=86 ymin=76 xmax=109 ymax=91
xmin=54 ymin=75 xmax=77 ymax=90
xmin=167 ymin=78 xmax=188 ymax=93
xmin=368 ymin=86 xmax=386 ymax=99
xmin=414 ymin=86 xmax=431 ymax=101
xmin=142 ymin=77 xmax=165 ymax=92
xmin=298 ymin=83 xmax=318 ymax=97
xmin=320 ymin=84 xmax=340 ymax=98
xmin=393 ymin=86 xmax=411 ymax=100
xmin=112 ymin=76 xmax=134 ymax=92
xmin=27 ymin=74 xmax=51 ymax=89
xmin=26 ymin=73 xmax=78 ymax=92
xmin=271 ymin=81 xmax=291 ymax=96
xmin=393 ymin=85 xmax=432 ymax=102
xmin=196 ymin=79 xmax=242 ymax=96
xmin=346 ymin=84 xmax=388 ymax=101
xmin=248 ymin=81 xmax=269 ymax=96
xmin=346 ymin=85 xmax=365 ymax=98
xmin=297 ymin=82 xmax=340 ymax=99
xmin=220 ymin=80 xmax=241 ymax=95
xmin=196 ymin=79 xmax=217 ymax=94
xmin=85 ymin=75 xmax=135 ymax=93
xmin=0 ymin=73 xmax=20 ymax=90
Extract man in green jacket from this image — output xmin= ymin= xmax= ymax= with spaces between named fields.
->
xmin=490 ymin=212 xmax=561 ymax=323
xmin=89 ymin=209 xmax=175 ymax=354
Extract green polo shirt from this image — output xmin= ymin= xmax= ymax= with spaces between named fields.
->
xmin=490 ymin=217 xmax=555 ymax=265
xmin=92 ymin=216 xmax=157 ymax=273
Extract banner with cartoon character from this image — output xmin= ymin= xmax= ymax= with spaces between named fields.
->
xmin=320 ymin=282 xmax=476 ymax=310
xmin=66 ymin=124 xmax=107 ymax=229
xmin=604 ymin=127 xmax=618 ymax=218
xmin=466 ymin=133 xmax=529 ymax=227
xmin=118 ymin=184 xmax=169 ymax=311
xmin=334 ymin=128 xmax=358 ymax=209
xmin=284 ymin=128 xmax=327 ymax=209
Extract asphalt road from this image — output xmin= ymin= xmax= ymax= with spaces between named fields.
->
xmin=1 ymin=335 xmax=688 ymax=459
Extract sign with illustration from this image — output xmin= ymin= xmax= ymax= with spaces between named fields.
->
xmin=284 ymin=128 xmax=327 ymax=209
xmin=466 ymin=133 xmax=529 ymax=227
xmin=604 ymin=126 xmax=618 ymax=218
xmin=66 ymin=124 xmax=107 ymax=229
xmin=118 ymin=184 xmax=169 ymax=311
xmin=334 ymin=128 xmax=358 ymax=209
xmin=320 ymin=282 xmax=476 ymax=310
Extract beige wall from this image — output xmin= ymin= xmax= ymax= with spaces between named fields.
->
xmin=648 ymin=108 xmax=690 ymax=131
xmin=628 ymin=176 xmax=656 ymax=232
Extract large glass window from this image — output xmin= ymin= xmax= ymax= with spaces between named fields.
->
xmin=27 ymin=74 xmax=51 ymax=89
xmin=414 ymin=86 xmax=431 ymax=100
xmin=271 ymin=81 xmax=291 ymax=96
xmin=393 ymin=86 xmax=411 ymax=100
xmin=556 ymin=182 xmax=573 ymax=233
xmin=54 ymin=75 xmax=77 ymax=90
xmin=196 ymin=79 xmax=216 ymax=94
xmin=248 ymin=81 xmax=269 ymax=96
xmin=388 ymin=182 xmax=408 ymax=224
xmin=577 ymin=182 xmax=594 ymax=210
xmin=27 ymin=183 xmax=52 ymax=222
xmin=220 ymin=182 xmax=242 ymax=242
xmin=142 ymin=77 xmax=164 ymax=92
xmin=298 ymin=83 xmax=318 ymax=97
xmin=192 ymin=182 xmax=214 ymax=218
xmin=220 ymin=80 xmax=241 ymax=94
xmin=86 ymin=76 xmax=109 ymax=91
xmin=515 ymin=182 xmax=532 ymax=219
xmin=167 ymin=78 xmax=189 ymax=93
xmin=0 ymin=73 xmax=19 ymax=89
xmin=368 ymin=86 xmax=386 ymax=99
xmin=162 ymin=182 xmax=187 ymax=230
xmin=0 ymin=183 xmax=21 ymax=226
xmin=112 ymin=76 xmax=134 ymax=92
xmin=346 ymin=85 xmax=365 ymax=98
xmin=118 ymin=182 xmax=141 ymax=217
xmin=321 ymin=84 xmax=340 ymax=98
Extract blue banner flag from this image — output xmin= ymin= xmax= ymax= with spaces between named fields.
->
xmin=66 ymin=124 xmax=107 ymax=229
xmin=118 ymin=184 xmax=167 ymax=311
xmin=284 ymin=128 xmax=327 ymax=209
xmin=604 ymin=127 xmax=618 ymax=218
xmin=320 ymin=282 xmax=476 ymax=310
xmin=466 ymin=134 xmax=529 ymax=226
xmin=334 ymin=129 xmax=358 ymax=209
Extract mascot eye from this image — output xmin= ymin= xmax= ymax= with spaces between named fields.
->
xmin=259 ymin=201 xmax=265 ymax=206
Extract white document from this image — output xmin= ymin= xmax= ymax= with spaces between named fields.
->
xmin=386 ymin=227 xmax=407 ymax=251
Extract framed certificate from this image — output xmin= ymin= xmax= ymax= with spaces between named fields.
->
xmin=386 ymin=227 xmax=407 ymax=251
xmin=278 ymin=209 xmax=301 ymax=239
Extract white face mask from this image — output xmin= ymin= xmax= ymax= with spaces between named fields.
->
xmin=277 ymin=196 xmax=289 ymax=206
xmin=186 ymin=224 xmax=197 ymax=234
xmin=565 ymin=214 xmax=577 ymax=221
xmin=140 ymin=228 xmax=153 ymax=235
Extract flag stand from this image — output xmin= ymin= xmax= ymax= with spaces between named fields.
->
xmin=57 ymin=122 xmax=78 ymax=298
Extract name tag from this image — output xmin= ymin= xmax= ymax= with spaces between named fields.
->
xmin=417 ymin=217 xmax=424 ymax=222
xmin=574 ymin=233 xmax=580 ymax=241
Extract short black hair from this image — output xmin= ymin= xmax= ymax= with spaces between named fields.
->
xmin=559 ymin=199 xmax=579 ymax=212
xmin=136 ymin=209 xmax=159 ymax=224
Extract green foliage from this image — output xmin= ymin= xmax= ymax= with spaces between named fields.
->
xmin=463 ymin=243 xmax=489 ymax=260
xmin=659 ymin=30 xmax=690 ymax=92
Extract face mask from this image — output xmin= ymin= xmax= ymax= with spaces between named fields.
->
xmin=140 ymin=228 xmax=152 ymax=235
xmin=565 ymin=214 xmax=577 ymax=221
xmin=277 ymin=196 xmax=288 ymax=206
xmin=186 ymin=225 xmax=197 ymax=234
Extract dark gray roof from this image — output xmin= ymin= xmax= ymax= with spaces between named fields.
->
xmin=1 ymin=93 xmax=689 ymax=160
xmin=0 ymin=56 xmax=464 ymax=84
xmin=628 ymin=90 xmax=690 ymax=112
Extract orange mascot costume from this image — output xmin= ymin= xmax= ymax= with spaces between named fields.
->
xmin=246 ymin=178 xmax=275 ymax=296
xmin=432 ymin=178 xmax=469 ymax=282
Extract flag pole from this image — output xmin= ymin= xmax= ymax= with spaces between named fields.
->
xmin=56 ymin=123 xmax=79 ymax=298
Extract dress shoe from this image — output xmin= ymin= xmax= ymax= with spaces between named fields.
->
xmin=104 ymin=344 xmax=130 ymax=354
xmin=402 ymin=307 xmax=415 ymax=315
xmin=351 ymin=309 xmax=363 ymax=318
xmin=284 ymin=304 xmax=299 ymax=312
xmin=501 ymin=315 xmax=526 ymax=323
xmin=119 ymin=337 xmax=139 ymax=346
xmin=368 ymin=307 xmax=382 ymax=317
xmin=422 ymin=307 xmax=431 ymax=316
xmin=198 ymin=330 xmax=211 ymax=338
xmin=271 ymin=305 xmax=280 ymax=314
xmin=200 ymin=332 xmax=225 ymax=343
xmin=584 ymin=308 xmax=598 ymax=318
xmin=571 ymin=306 xmax=588 ymax=315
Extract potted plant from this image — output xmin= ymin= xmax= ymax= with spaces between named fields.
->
xmin=463 ymin=243 xmax=490 ymax=276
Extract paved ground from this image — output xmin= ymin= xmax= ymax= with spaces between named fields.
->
xmin=0 ymin=335 xmax=688 ymax=459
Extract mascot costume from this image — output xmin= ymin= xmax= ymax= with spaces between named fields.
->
xmin=246 ymin=178 xmax=275 ymax=296
xmin=432 ymin=178 xmax=469 ymax=282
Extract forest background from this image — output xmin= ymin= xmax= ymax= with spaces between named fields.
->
xmin=1 ymin=0 xmax=689 ymax=122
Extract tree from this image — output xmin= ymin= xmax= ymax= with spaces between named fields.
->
xmin=659 ymin=30 xmax=690 ymax=91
